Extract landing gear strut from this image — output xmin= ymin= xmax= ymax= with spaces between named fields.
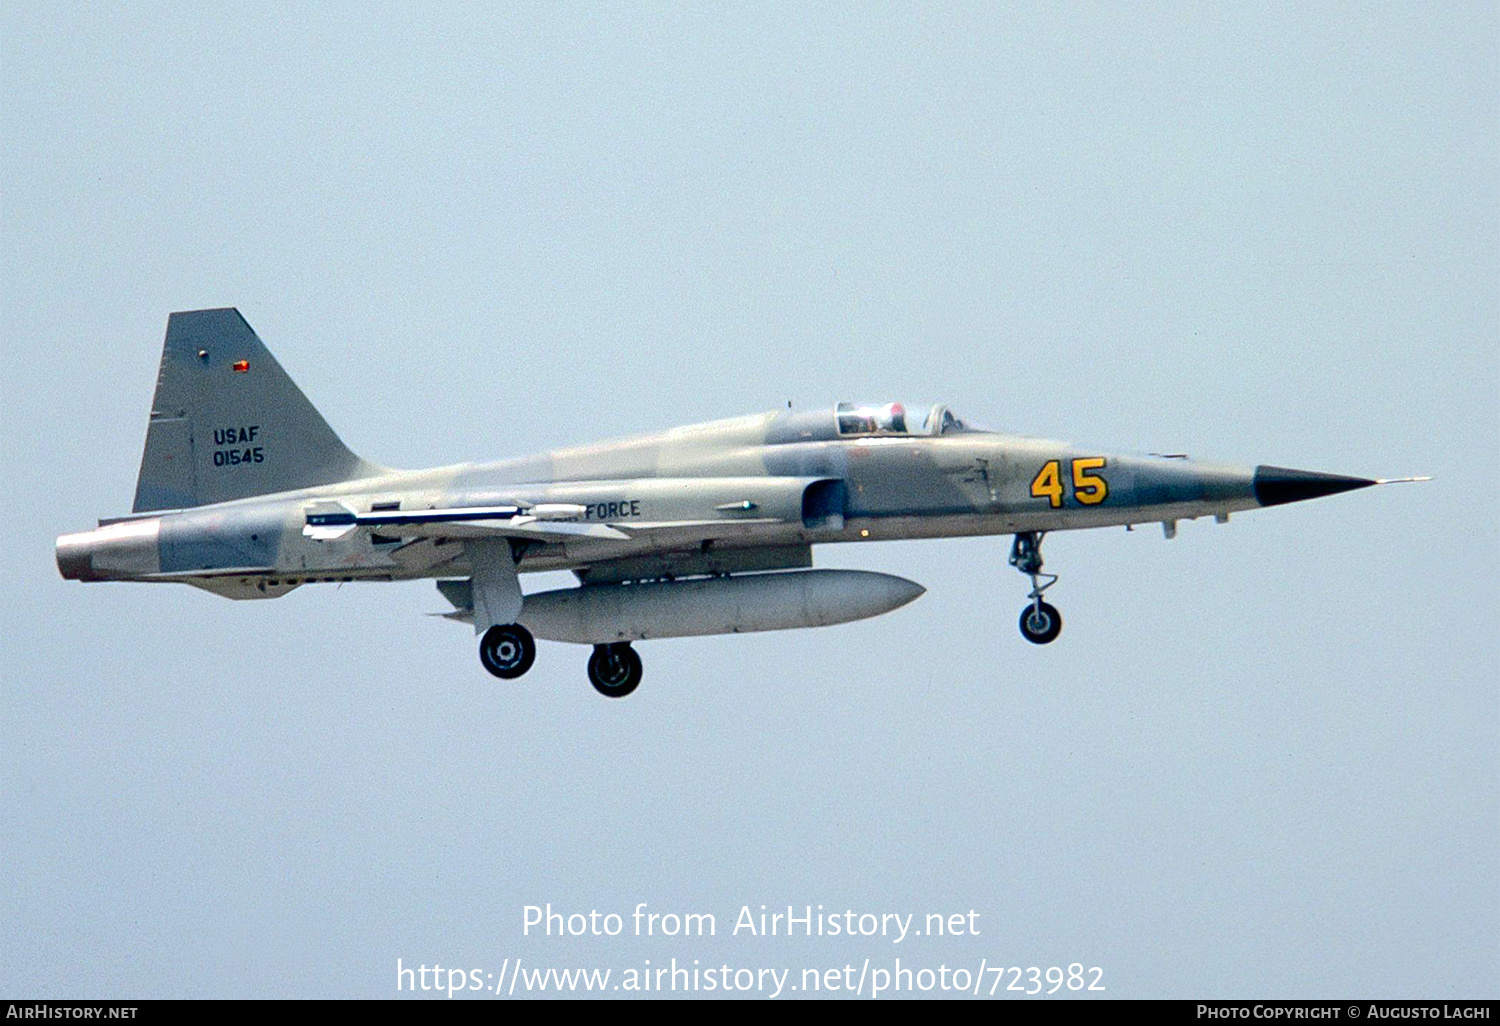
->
xmin=479 ymin=623 xmax=536 ymax=678
xmin=587 ymin=643 xmax=643 ymax=698
xmin=1010 ymin=531 xmax=1062 ymax=645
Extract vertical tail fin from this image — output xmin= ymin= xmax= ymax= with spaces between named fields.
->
xmin=132 ymin=309 xmax=381 ymax=512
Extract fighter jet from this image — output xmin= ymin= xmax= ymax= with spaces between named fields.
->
xmin=56 ymin=310 xmax=1426 ymax=697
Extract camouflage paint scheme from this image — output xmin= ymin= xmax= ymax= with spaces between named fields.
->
xmin=58 ymin=310 xmax=1411 ymax=690
xmin=59 ymin=403 xmax=1280 ymax=591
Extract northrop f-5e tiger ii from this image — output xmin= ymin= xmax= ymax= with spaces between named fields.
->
xmin=57 ymin=310 xmax=1426 ymax=697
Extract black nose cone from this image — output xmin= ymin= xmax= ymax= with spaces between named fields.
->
xmin=1253 ymin=465 xmax=1377 ymax=507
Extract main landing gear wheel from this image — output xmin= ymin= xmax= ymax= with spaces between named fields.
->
xmin=1018 ymin=601 xmax=1063 ymax=645
xmin=587 ymin=643 xmax=642 ymax=698
xmin=1010 ymin=531 xmax=1063 ymax=645
xmin=479 ymin=624 xmax=536 ymax=679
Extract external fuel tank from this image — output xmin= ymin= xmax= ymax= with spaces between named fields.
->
xmin=508 ymin=569 xmax=926 ymax=644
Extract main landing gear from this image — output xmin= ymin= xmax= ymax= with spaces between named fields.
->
xmin=477 ymin=625 xmax=643 ymax=698
xmin=479 ymin=623 xmax=536 ymax=679
xmin=587 ymin=643 xmax=643 ymax=698
xmin=1009 ymin=531 xmax=1062 ymax=645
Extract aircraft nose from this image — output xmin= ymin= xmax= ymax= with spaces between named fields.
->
xmin=1253 ymin=465 xmax=1378 ymax=507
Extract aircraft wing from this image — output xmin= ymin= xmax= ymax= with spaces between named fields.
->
xmin=613 ymin=518 xmax=782 ymax=534
xmin=303 ymin=502 xmax=631 ymax=543
xmin=302 ymin=475 xmax=835 ymax=553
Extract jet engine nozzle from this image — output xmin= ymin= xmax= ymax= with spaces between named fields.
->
xmin=55 ymin=519 xmax=162 ymax=582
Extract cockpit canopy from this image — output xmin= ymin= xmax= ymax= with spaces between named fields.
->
xmin=835 ymin=401 xmax=975 ymax=437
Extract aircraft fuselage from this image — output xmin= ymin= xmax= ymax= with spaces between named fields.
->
xmin=57 ymin=310 xmax=1410 ymax=696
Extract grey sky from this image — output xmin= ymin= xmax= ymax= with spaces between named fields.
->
xmin=2 ymin=1 xmax=1495 ymax=998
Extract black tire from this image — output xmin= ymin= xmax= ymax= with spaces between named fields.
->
xmin=479 ymin=624 xmax=536 ymax=679
xmin=1018 ymin=601 xmax=1063 ymax=645
xmin=587 ymin=643 xmax=642 ymax=698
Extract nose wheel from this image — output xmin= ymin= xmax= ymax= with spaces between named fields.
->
xmin=1010 ymin=531 xmax=1062 ymax=645
xmin=479 ymin=623 xmax=536 ymax=678
xmin=588 ymin=643 xmax=643 ymax=698
xmin=1018 ymin=600 xmax=1063 ymax=644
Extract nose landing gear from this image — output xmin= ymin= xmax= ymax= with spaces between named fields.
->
xmin=1010 ymin=531 xmax=1062 ymax=645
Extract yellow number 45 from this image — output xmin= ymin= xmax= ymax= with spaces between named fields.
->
xmin=1031 ymin=457 xmax=1109 ymax=507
